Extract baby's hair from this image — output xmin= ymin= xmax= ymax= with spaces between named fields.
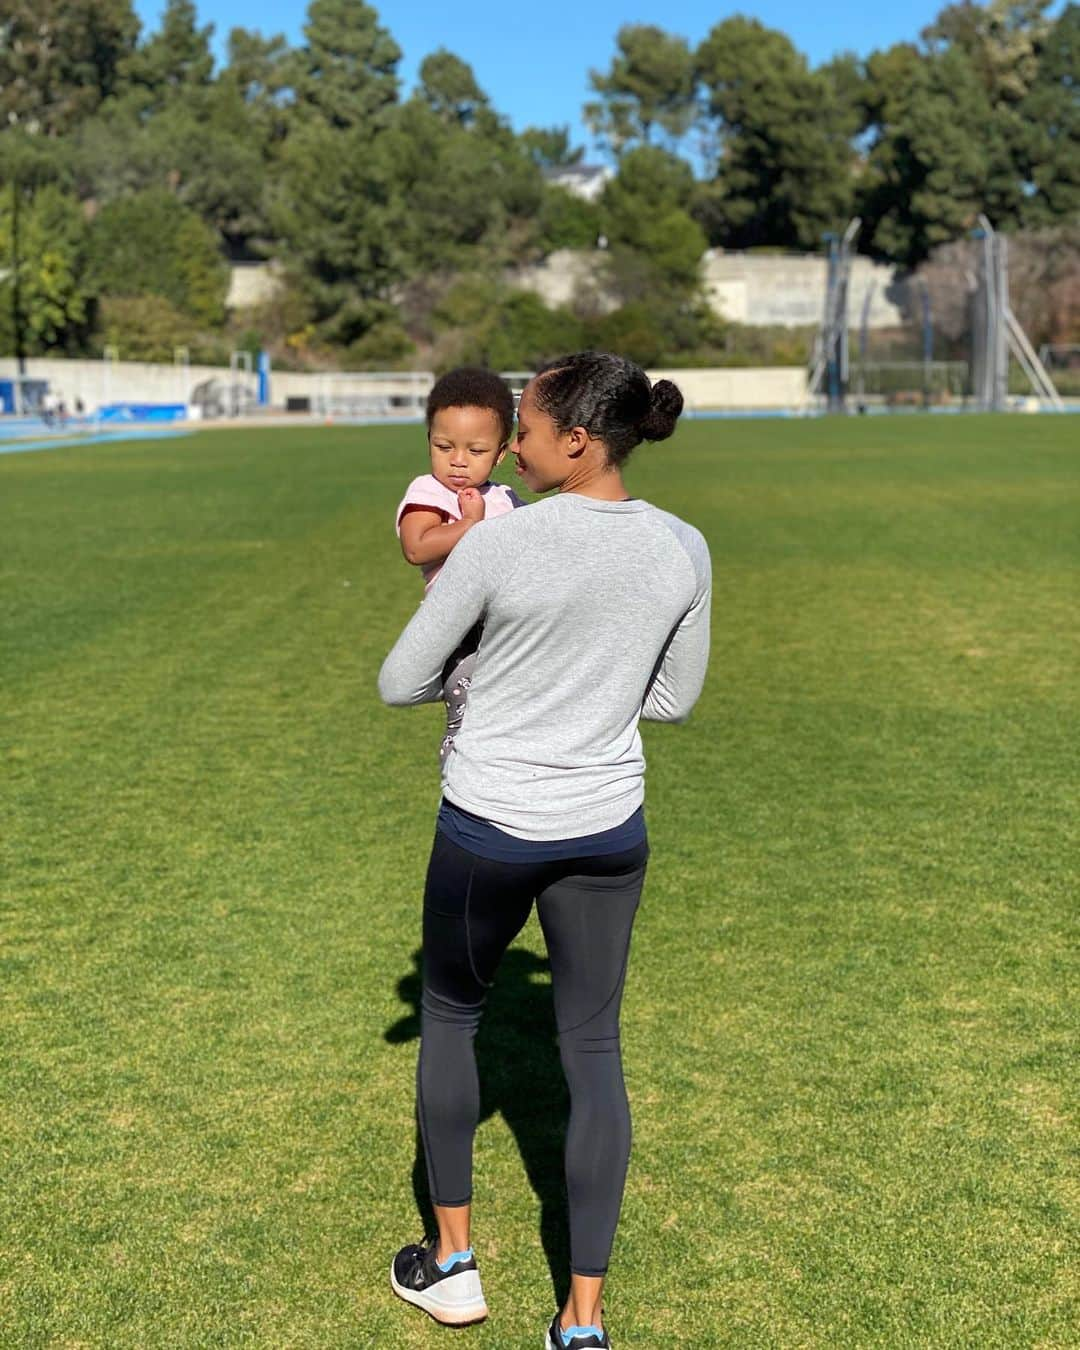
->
xmin=426 ymin=367 xmax=516 ymax=446
xmin=532 ymin=351 xmax=683 ymax=466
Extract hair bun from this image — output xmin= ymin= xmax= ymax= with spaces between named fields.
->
xmin=639 ymin=379 xmax=683 ymax=442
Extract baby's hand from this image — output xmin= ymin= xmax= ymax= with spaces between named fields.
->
xmin=458 ymin=488 xmax=485 ymax=522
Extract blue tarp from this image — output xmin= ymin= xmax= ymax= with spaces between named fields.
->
xmin=96 ymin=402 xmax=188 ymax=424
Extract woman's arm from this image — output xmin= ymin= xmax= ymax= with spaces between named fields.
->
xmin=641 ymin=548 xmax=712 ymax=723
xmin=379 ymin=527 xmax=491 ymax=706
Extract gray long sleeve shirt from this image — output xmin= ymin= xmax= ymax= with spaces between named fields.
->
xmin=378 ymin=492 xmax=712 ymax=840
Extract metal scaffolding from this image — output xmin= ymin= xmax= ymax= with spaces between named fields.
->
xmin=806 ymin=218 xmax=861 ymax=413
xmin=972 ymin=215 xmax=1063 ymax=411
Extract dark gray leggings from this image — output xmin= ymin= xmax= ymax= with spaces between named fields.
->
xmin=418 ymin=830 xmax=648 ymax=1276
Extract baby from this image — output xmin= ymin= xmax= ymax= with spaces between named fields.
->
xmin=396 ymin=367 xmax=523 ymax=768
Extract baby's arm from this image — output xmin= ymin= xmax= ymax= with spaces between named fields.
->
xmin=399 ymin=490 xmax=485 ymax=567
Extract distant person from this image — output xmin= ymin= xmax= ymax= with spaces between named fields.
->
xmin=395 ymin=368 xmax=523 ymax=768
xmin=75 ymin=397 xmax=85 ymax=417
xmin=40 ymin=390 xmax=55 ymax=427
xmin=379 ymin=351 xmax=712 ymax=1349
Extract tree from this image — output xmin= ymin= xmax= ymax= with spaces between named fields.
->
xmin=418 ymin=49 xmax=489 ymax=126
xmin=271 ymin=118 xmax=403 ymax=342
xmin=96 ymin=294 xmax=204 ymax=361
xmin=1019 ymin=4 xmax=1080 ymax=222
xmin=585 ymin=25 xmax=696 ymax=151
xmin=430 ymin=276 xmax=584 ymax=371
xmin=857 ymin=43 xmax=1001 ymax=262
xmin=536 ymin=188 xmax=603 ymax=252
xmin=696 ymin=17 xmax=857 ymax=249
xmin=520 ymin=127 xmax=583 ymax=169
xmin=922 ymin=0 xmax=1053 ymax=103
xmin=914 ymin=0 xmax=1058 ymax=237
xmin=601 ymin=145 xmax=705 ymax=291
xmin=289 ymin=0 xmax=400 ymax=132
xmin=0 ymin=0 xmax=140 ymax=135
xmin=223 ymin=27 xmax=292 ymax=119
xmin=85 ymin=188 xmax=228 ymax=325
xmin=120 ymin=0 xmax=214 ymax=109
xmin=0 ymin=186 xmax=92 ymax=354
xmin=377 ymin=91 xmax=544 ymax=277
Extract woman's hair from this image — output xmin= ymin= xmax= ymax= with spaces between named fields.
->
xmin=426 ymin=367 xmax=515 ymax=445
xmin=532 ymin=350 xmax=684 ymax=465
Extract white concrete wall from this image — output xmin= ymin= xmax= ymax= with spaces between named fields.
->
xmin=509 ymin=249 xmax=618 ymax=312
xmin=702 ymin=251 xmax=907 ymax=329
xmin=2 ymin=357 xmax=807 ymax=412
xmin=226 ymin=262 xmax=283 ymax=310
xmin=647 ymin=366 xmax=807 ymax=409
xmin=1 ymin=357 xmax=344 ymax=409
xmin=2 ymin=357 xmax=227 ymax=409
xmin=511 ymin=248 xmax=908 ymax=330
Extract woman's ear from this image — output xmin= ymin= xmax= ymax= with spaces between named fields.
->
xmin=566 ymin=425 xmax=589 ymax=458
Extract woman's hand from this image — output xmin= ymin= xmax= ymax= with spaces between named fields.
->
xmin=458 ymin=488 xmax=485 ymax=522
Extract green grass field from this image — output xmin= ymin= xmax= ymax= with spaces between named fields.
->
xmin=2 ymin=416 xmax=1077 ymax=1348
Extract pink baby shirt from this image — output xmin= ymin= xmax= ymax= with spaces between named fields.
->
xmin=395 ymin=474 xmax=522 ymax=590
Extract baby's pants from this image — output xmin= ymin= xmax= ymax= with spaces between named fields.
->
xmin=439 ymin=625 xmax=481 ymax=770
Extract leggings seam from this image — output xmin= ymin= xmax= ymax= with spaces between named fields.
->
xmin=556 ymin=887 xmax=640 ymax=1037
xmin=463 ymin=861 xmax=491 ymax=991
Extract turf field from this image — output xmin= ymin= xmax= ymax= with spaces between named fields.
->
xmin=1 ymin=416 xmax=1077 ymax=1348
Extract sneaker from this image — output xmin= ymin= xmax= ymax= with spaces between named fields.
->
xmin=545 ymin=1312 xmax=611 ymax=1349
xmin=390 ymin=1234 xmax=488 ymax=1326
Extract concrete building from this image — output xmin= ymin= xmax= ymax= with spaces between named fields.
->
xmin=542 ymin=164 xmax=614 ymax=203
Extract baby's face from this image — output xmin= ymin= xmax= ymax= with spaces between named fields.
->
xmin=428 ymin=406 xmax=506 ymax=493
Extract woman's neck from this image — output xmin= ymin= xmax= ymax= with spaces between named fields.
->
xmin=558 ymin=454 xmax=629 ymax=501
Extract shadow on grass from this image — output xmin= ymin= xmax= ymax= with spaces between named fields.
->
xmin=385 ymin=946 xmax=571 ymax=1308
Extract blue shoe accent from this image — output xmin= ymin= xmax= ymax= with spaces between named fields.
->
xmin=437 ymin=1246 xmax=473 ymax=1272
xmin=562 ymin=1328 xmax=604 ymax=1347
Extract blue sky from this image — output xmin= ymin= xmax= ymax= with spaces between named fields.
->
xmin=133 ymin=0 xmax=951 ymax=155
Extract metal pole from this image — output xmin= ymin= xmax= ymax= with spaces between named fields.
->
xmin=825 ymin=235 xmax=840 ymax=413
xmin=921 ymin=280 xmax=933 ymax=408
xmin=858 ymin=282 xmax=874 ymax=406
xmin=995 ymin=232 xmax=1009 ymax=409
xmin=974 ymin=216 xmax=993 ymax=409
xmin=983 ymin=227 xmax=995 ymax=408
xmin=11 ymin=179 xmax=26 ymax=382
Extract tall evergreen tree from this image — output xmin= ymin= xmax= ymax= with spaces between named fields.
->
xmin=289 ymin=0 xmax=400 ymax=132
xmin=1019 ymin=4 xmax=1080 ymax=221
xmin=696 ymin=17 xmax=856 ymax=249
xmin=922 ymin=0 xmax=1052 ymax=103
xmin=121 ymin=0 xmax=214 ymax=108
xmin=585 ymin=24 xmax=696 ymax=151
xmin=417 ymin=50 xmax=489 ymax=127
xmin=0 ymin=0 xmax=140 ymax=135
xmin=520 ymin=127 xmax=584 ymax=169
xmin=858 ymin=44 xmax=996 ymax=262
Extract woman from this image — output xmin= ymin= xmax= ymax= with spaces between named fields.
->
xmin=378 ymin=351 xmax=711 ymax=1350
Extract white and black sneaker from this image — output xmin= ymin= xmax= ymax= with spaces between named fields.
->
xmin=390 ymin=1234 xmax=488 ymax=1325
xmin=545 ymin=1313 xmax=611 ymax=1349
